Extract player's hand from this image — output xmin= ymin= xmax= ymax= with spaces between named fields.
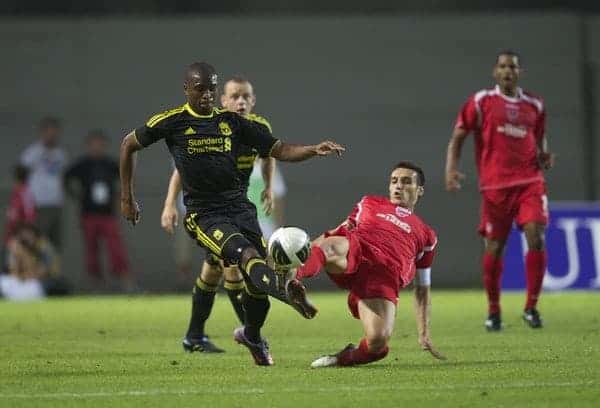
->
xmin=538 ymin=151 xmax=556 ymax=170
xmin=314 ymin=141 xmax=345 ymax=157
xmin=445 ymin=169 xmax=466 ymax=192
xmin=121 ymin=197 xmax=141 ymax=226
xmin=160 ymin=204 xmax=179 ymax=234
xmin=261 ymin=188 xmax=274 ymax=216
xmin=419 ymin=335 xmax=446 ymax=360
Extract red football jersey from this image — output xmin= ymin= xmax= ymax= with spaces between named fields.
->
xmin=3 ymin=183 xmax=36 ymax=243
xmin=455 ymin=85 xmax=546 ymax=190
xmin=344 ymin=195 xmax=437 ymax=286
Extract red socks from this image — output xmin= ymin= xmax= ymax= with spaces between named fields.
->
xmin=483 ymin=253 xmax=504 ymax=314
xmin=525 ymin=250 xmax=547 ymax=310
xmin=295 ymin=245 xmax=326 ymax=280
xmin=338 ymin=338 xmax=389 ymax=366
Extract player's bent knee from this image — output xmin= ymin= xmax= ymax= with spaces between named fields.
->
xmin=484 ymin=239 xmax=506 ymax=258
xmin=240 ymin=246 xmax=261 ymax=268
xmin=320 ymin=237 xmax=349 ymax=261
xmin=220 ymin=234 xmax=259 ymax=267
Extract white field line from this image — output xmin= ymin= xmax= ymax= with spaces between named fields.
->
xmin=0 ymin=381 xmax=596 ymax=399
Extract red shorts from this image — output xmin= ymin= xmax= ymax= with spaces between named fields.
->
xmin=478 ymin=181 xmax=548 ymax=240
xmin=325 ymin=227 xmax=400 ymax=319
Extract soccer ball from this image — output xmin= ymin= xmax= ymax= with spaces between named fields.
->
xmin=268 ymin=227 xmax=311 ymax=269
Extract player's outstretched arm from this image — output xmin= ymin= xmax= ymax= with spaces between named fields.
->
xmin=119 ymin=131 xmax=143 ymax=225
xmin=271 ymin=140 xmax=345 ymax=162
xmin=414 ymin=270 xmax=446 ymax=360
xmin=161 ymin=169 xmax=182 ymax=234
xmin=445 ymin=128 xmax=468 ymax=192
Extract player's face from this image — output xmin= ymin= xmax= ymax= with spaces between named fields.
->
xmin=221 ymin=81 xmax=256 ymax=116
xmin=184 ymin=72 xmax=217 ymax=114
xmin=493 ymin=54 xmax=520 ymax=91
xmin=388 ymin=168 xmax=424 ymax=209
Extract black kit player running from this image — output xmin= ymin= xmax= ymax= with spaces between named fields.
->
xmin=120 ymin=62 xmax=344 ymax=365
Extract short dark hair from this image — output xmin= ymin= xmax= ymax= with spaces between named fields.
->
xmin=392 ymin=161 xmax=425 ymax=186
xmin=185 ymin=62 xmax=217 ymax=83
xmin=87 ymin=129 xmax=108 ymax=143
xmin=38 ymin=116 xmax=61 ymax=130
xmin=496 ymin=49 xmax=521 ymax=65
xmin=13 ymin=164 xmax=29 ymax=183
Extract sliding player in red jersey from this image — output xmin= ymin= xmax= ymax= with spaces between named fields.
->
xmin=445 ymin=51 xmax=555 ymax=331
xmin=280 ymin=161 xmax=444 ymax=367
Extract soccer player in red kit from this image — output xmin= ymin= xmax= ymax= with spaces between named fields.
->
xmin=281 ymin=162 xmax=444 ymax=367
xmin=445 ymin=51 xmax=555 ymax=331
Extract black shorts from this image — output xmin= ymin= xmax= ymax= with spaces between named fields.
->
xmin=183 ymin=201 xmax=267 ymax=265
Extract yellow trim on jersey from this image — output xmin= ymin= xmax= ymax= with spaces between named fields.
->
xmin=146 ymin=105 xmax=185 ymax=128
xmin=247 ymin=113 xmax=273 ymax=133
xmin=184 ymin=103 xmax=225 ymax=119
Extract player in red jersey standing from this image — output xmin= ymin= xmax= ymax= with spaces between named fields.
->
xmin=280 ymin=162 xmax=444 ymax=367
xmin=445 ymin=51 xmax=555 ymax=331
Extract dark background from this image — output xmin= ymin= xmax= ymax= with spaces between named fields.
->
xmin=1 ymin=2 xmax=598 ymax=291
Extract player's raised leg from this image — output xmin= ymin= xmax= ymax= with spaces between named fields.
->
xmin=182 ymin=255 xmax=225 ymax=353
xmin=522 ymin=222 xmax=547 ymax=328
xmin=295 ymin=235 xmax=350 ymax=280
xmin=220 ymin=233 xmax=317 ymax=319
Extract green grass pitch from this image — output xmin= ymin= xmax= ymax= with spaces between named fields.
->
xmin=1 ymin=291 xmax=599 ymax=407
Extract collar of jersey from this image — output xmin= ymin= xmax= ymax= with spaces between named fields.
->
xmin=184 ymin=103 xmax=224 ymax=118
xmin=494 ymin=85 xmax=523 ymax=103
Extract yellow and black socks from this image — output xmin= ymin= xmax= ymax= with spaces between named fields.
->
xmin=242 ymin=291 xmax=270 ymax=344
xmin=186 ymin=277 xmax=217 ymax=339
xmin=244 ymin=258 xmax=287 ymax=302
xmin=224 ymin=279 xmax=245 ymax=324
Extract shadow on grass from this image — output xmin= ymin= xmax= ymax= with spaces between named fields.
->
xmin=347 ymin=358 xmax=546 ymax=370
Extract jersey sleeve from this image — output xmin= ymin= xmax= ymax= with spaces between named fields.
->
xmin=416 ymin=227 xmax=437 ymax=269
xmin=535 ymin=107 xmax=546 ymax=142
xmin=454 ymin=96 xmax=479 ymax=132
xmin=134 ymin=113 xmax=172 ymax=147
xmin=238 ymin=116 xmax=279 ymax=157
xmin=346 ymin=196 xmax=367 ymax=227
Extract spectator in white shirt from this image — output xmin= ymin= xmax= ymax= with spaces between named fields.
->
xmin=20 ymin=117 xmax=67 ymax=250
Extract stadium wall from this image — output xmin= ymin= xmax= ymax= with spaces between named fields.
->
xmin=0 ymin=13 xmax=597 ymax=290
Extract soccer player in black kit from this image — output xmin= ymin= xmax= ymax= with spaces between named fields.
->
xmin=120 ymin=62 xmax=345 ymax=365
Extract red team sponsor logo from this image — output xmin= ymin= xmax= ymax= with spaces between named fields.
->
xmin=455 ymin=86 xmax=545 ymax=190
xmin=376 ymin=213 xmax=412 ymax=233
xmin=395 ymin=206 xmax=411 ymax=217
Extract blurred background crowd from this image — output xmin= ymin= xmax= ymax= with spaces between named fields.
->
xmin=1 ymin=1 xmax=599 ymax=299
xmin=0 ymin=117 xmax=286 ymax=299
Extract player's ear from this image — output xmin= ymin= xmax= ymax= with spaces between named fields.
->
xmin=220 ymin=93 xmax=227 ymax=106
xmin=183 ymin=83 xmax=189 ymax=96
xmin=417 ymin=186 xmax=425 ymax=197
